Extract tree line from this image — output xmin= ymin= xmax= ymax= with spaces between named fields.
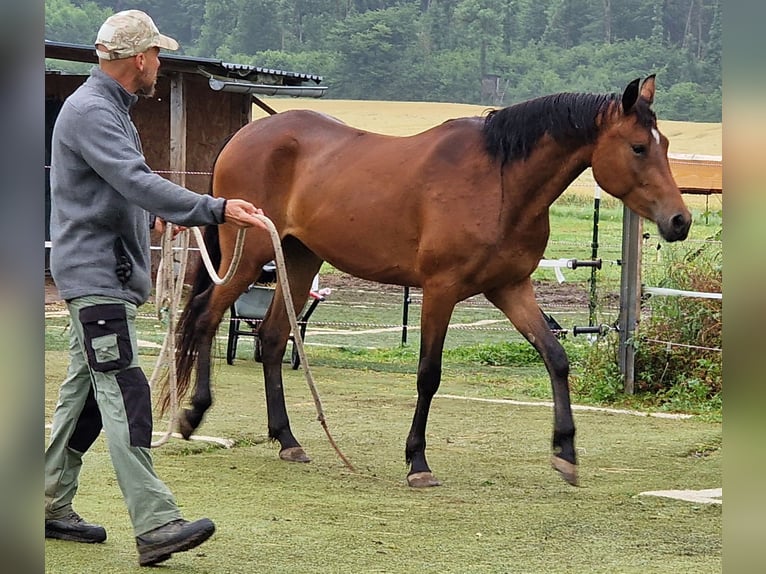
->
xmin=45 ymin=0 xmax=721 ymax=121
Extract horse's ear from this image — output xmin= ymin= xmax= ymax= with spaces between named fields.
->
xmin=640 ymin=74 xmax=657 ymax=105
xmin=621 ymin=78 xmax=640 ymax=113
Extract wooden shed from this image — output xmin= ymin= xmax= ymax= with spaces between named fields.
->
xmin=45 ymin=40 xmax=326 ymax=270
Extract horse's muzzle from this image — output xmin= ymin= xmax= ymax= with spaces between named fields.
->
xmin=659 ymin=212 xmax=692 ymax=242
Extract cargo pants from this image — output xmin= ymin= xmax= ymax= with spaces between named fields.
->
xmin=44 ymin=295 xmax=181 ymax=536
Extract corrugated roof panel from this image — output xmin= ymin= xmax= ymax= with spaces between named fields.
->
xmin=45 ymin=40 xmax=324 ymax=85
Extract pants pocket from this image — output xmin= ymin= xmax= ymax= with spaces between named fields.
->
xmin=80 ymin=304 xmax=133 ymax=372
xmin=116 ymin=367 xmax=153 ymax=448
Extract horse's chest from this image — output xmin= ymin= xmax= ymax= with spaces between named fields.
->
xmin=501 ymin=211 xmax=551 ymax=252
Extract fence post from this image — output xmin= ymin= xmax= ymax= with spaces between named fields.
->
xmin=589 ymin=184 xmax=601 ymax=326
xmin=618 ymin=206 xmax=643 ymax=394
xmin=401 ymin=286 xmax=411 ymax=345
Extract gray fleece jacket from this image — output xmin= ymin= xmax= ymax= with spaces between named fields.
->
xmin=50 ymin=67 xmax=227 ymax=305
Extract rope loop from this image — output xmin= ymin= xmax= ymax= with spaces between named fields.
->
xmin=148 ymin=217 xmax=354 ymax=470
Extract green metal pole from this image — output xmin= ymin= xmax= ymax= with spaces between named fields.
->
xmin=589 ymin=184 xmax=601 ymax=326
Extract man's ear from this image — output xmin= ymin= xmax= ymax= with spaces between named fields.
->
xmin=133 ymin=52 xmax=145 ymax=71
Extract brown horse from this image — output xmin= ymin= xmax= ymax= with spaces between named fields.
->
xmin=168 ymin=75 xmax=690 ymax=487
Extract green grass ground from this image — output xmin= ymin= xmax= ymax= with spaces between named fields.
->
xmin=44 ymin=349 xmax=721 ymax=573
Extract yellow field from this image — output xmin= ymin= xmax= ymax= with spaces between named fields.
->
xmin=258 ymin=98 xmax=722 ymax=208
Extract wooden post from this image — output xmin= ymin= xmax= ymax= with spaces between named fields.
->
xmin=618 ymin=206 xmax=642 ymax=394
xmin=168 ymin=74 xmax=186 ymax=188
xmin=166 ymin=73 xmax=188 ymax=289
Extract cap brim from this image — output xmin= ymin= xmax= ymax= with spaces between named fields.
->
xmin=154 ymin=34 xmax=179 ymax=51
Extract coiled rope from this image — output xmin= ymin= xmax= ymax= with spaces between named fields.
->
xmin=148 ymin=218 xmax=354 ymax=471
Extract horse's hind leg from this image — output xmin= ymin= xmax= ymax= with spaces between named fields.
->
xmin=485 ymin=280 xmax=578 ymax=486
xmin=258 ymin=236 xmax=323 ymax=462
xmin=179 ymin=256 xmax=264 ymax=438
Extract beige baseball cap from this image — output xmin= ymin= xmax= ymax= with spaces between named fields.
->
xmin=95 ymin=10 xmax=179 ymax=60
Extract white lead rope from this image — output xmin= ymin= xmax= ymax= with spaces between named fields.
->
xmin=189 ymin=225 xmax=247 ymax=285
xmin=149 ymin=218 xmax=354 ymax=470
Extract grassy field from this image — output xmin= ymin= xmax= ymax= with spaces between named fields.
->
xmin=44 ymin=351 xmax=721 ymax=574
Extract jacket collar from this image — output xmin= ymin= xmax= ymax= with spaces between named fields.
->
xmin=88 ymin=67 xmax=140 ymax=111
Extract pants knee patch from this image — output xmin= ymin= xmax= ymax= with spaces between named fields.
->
xmin=115 ymin=367 xmax=153 ymax=448
xmin=67 ymin=385 xmax=102 ymax=452
xmin=79 ymin=304 xmax=133 ymax=372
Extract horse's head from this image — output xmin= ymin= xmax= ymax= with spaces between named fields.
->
xmin=591 ymin=75 xmax=691 ymax=242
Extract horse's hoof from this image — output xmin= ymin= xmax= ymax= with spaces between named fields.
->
xmin=279 ymin=446 xmax=311 ymax=463
xmin=551 ymin=455 xmax=578 ymax=486
xmin=407 ymin=471 xmax=442 ymax=488
xmin=177 ymin=411 xmax=194 ymax=440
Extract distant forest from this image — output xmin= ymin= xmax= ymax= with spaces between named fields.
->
xmin=45 ymin=0 xmax=722 ymax=121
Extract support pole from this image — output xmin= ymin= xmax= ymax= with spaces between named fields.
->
xmin=401 ymin=286 xmax=411 ymax=345
xmin=618 ymin=206 xmax=642 ymax=394
xmin=589 ymin=184 xmax=601 ymax=326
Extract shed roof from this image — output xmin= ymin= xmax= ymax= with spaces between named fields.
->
xmin=45 ymin=40 xmax=327 ymax=98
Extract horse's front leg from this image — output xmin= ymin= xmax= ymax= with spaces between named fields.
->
xmin=486 ymin=280 xmax=577 ymax=485
xmin=406 ymin=291 xmax=455 ymax=487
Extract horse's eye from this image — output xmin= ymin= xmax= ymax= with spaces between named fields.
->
xmin=631 ymin=144 xmax=647 ymax=156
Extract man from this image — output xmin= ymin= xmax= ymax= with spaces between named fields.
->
xmin=45 ymin=10 xmax=265 ymax=567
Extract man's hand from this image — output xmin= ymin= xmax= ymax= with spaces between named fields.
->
xmin=153 ymin=217 xmax=186 ymax=238
xmin=224 ymin=199 xmax=269 ymax=230
xmin=113 ymin=238 xmax=132 ymax=285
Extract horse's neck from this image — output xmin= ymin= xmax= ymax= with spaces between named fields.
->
xmin=503 ymin=139 xmax=593 ymax=211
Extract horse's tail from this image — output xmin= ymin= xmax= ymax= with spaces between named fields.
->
xmin=158 ymin=222 xmax=221 ymax=415
xmin=158 ymin=136 xmax=234 ymax=415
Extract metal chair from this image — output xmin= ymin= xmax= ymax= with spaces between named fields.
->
xmin=225 ymin=263 xmax=326 ymax=369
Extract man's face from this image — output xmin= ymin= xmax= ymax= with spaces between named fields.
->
xmin=136 ymin=47 xmax=161 ymax=98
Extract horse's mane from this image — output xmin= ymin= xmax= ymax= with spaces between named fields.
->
xmin=482 ymin=91 xmax=656 ymax=165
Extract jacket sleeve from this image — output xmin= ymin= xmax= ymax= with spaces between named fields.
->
xmin=68 ymin=102 xmax=227 ymax=227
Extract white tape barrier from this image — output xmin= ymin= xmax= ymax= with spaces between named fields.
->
xmin=644 ymin=286 xmax=722 ymax=300
xmin=537 ymin=258 xmax=584 ymax=283
xmin=45 ymin=241 xmax=584 ymax=285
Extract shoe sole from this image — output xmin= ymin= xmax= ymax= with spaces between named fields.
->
xmin=45 ymin=528 xmax=106 ymax=543
xmin=138 ymin=525 xmax=215 ymax=567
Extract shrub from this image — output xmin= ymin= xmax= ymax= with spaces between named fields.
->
xmin=634 ymin=231 xmax=722 ymax=409
xmin=571 ymin=229 xmax=722 ymax=414
xmin=570 ymin=333 xmax=629 ymax=404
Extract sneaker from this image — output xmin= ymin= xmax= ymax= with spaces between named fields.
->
xmin=45 ymin=511 xmax=107 ymax=543
xmin=136 ymin=518 xmax=215 ymax=567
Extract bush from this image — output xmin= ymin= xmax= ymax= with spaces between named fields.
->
xmin=571 ymin=336 xmax=624 ymax=403
xmin=634 ymin=231 xmax=722 ymax=409
xmin=571 ymin=230 xmax=722 ymax=414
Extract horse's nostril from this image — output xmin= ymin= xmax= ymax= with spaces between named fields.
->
xmin=672 ymin=213 xmax=688 ymax=231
